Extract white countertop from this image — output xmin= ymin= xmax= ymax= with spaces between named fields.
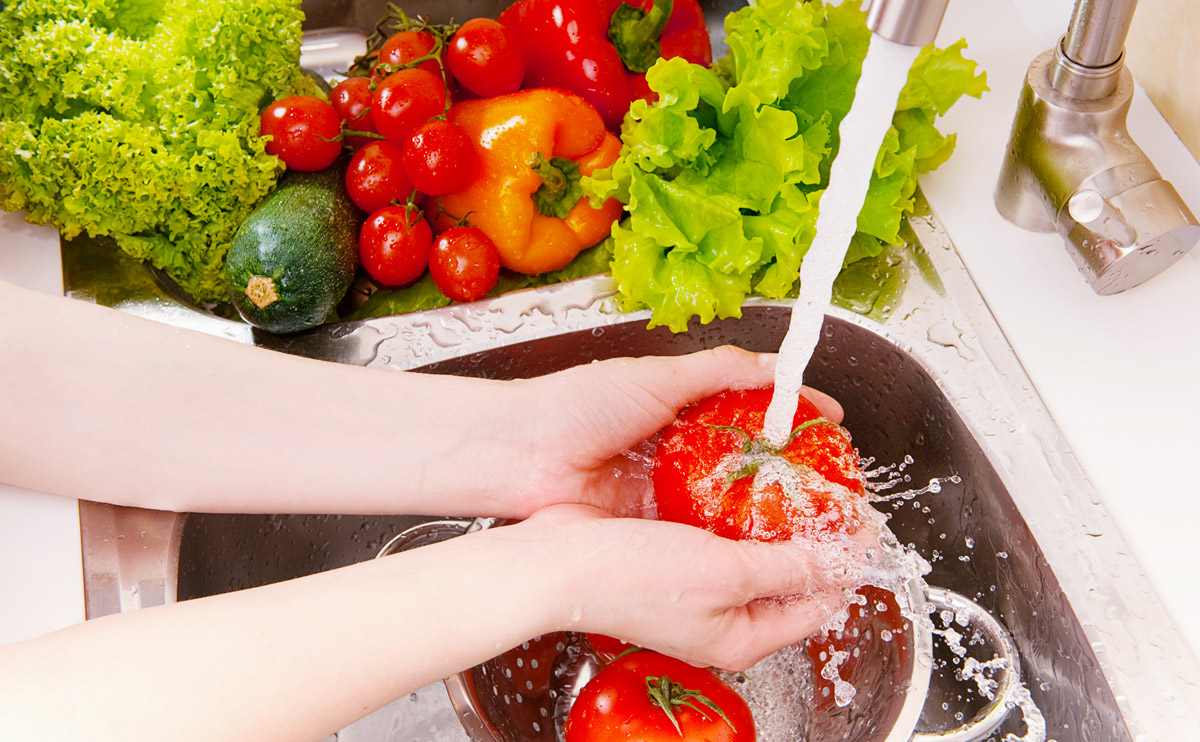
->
xmin=3 ymin=0 xmax=1199 ymax=677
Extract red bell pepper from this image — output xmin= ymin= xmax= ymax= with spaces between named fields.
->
xmin=498 ymin=0 xmax=712 ymax=131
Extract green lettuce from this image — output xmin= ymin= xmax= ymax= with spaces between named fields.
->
xmin=0 ymin=0 xmax=316 ymax=303
xmin=586 ymin=0 xmax=987 ymax=331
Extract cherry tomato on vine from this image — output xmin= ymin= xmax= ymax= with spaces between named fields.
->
xmin=345 ymin=141 xmax=414 ymax=214
xmin=447 ymin=18 xmax=525 ymax=98
xmin=564 ymin=650 xmax=754 ymax=742
xmin=372 ymin=67 xmax=449 ymax=144
xmin=374 ymin=29 xmax=444 ymax=81
xmin=402 ymin=119 xmax=477 ymax=196
xmin=329 ymin=76 xmax=378 ymax=149
xmin=359 ymin=206 xmax=433 ymax=286
xmin=260 ymin=95 xmax=342 ymax=171
xmin=428 ymin=226 xmax=500 ymax=302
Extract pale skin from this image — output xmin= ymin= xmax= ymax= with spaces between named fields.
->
xmin=0 ymin=277 xmax=869 ymax=741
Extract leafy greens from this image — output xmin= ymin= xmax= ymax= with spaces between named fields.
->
xmin=585 ymin=0 xmax=988 ymax=331
xmin=0 ymin=0 xmax=316 ymax=303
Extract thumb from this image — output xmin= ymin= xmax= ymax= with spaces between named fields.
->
xmin=726 ymin=537 xmax=866 ymax=604
xmin=593 ymin=346 xmax=844 ymax=424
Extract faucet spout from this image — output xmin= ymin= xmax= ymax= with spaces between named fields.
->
xmin=995 ymin=0 xmax=1200 ymax=294
xmin=865 ymin=0 xmax=951 ymax=47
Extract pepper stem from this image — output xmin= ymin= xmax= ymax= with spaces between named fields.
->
xmin=530 ymin=151 xmax=584 ymax=219
xmin=609 ymin=0 xmax=674 ymax=74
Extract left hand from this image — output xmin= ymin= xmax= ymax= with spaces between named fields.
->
xmin=505 ymin=346 xmax=843 ymax=517
xmin=486 ymin=503 xmax=871 ymax=670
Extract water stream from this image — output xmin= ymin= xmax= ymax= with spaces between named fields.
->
xmin=761 ymin=34 xmax=921 ymax=447
xmin=753 ymin=30 xmax=1052 ymax=741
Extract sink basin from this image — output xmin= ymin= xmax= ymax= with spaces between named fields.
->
xmin=66 ymin=0 xmax=1200 ymax=738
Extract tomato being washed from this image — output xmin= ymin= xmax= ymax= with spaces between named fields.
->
xmin=564 ymin=649 xmax=753 ymax=742
xmin=652 ymin=386 xmax=868 ymax=543
xmin=653 ymin=386 xmax=911 ymax=712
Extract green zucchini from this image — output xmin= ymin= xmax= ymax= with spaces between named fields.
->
xmin=227 ymin=165 xmax=360 ymax=333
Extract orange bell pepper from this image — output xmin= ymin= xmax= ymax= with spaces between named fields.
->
xmin=436 ymin=88 xmax=624 ymax=275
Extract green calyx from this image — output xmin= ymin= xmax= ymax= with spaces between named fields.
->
xmin=706 ymin=417 xmax=839 ymax=482
xmin=609 ymin=0 xmax=674 ymax=74
xmin=645 ymin=674 xmax=736 ymax=735
xmin=530 ymin=151 xmax=584 ymax=218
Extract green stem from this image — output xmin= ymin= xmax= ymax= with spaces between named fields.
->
xmin=530 ymin=152 xmax=584 ymax=219
xmin=609 ymin=0 xmax=674 ymax=73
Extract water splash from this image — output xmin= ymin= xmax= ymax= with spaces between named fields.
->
xmin=762 ymin=35 xmax=923 ymax=446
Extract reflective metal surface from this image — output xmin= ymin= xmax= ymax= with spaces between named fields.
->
xmin=995 ymin=0 xmax=1200 ymax=294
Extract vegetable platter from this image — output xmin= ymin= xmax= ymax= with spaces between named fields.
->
xmin=0 ymin=0 xmax=985 ymax=334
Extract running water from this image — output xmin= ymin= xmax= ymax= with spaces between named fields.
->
xmin=761 ymin=34 xmax=922 ymax=447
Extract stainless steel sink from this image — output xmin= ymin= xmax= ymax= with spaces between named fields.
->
xmin=66 ymin=0 xmax=1200 ymax=739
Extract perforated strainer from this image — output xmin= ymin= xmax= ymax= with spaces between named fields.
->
xmin=377 ymin=518 xmax=1023 ymax=742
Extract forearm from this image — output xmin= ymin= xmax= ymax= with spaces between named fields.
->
xmin=0 ymin=529 xmax=563 ymax=742
xmin=0 ymin=279 xmax=536 ymax=514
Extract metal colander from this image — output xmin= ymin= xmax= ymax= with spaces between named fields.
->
xmin=378 ymin=519 xmax=1021 ymax=742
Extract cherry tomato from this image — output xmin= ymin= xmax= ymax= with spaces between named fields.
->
xmin=652 ymin=387 xmax=868 ymax=543
xmin=345 ymin=141 xmax=414 ymax=214
xmin=260 ymin=95 xmax=342 ymax=172
xmin=402 ymin=119 xmax=477 ymax=196
xmin=359 ymin=206 xmax=432 ymax=286
xmin=329 ymin=76 xmax=378 ymax=149
xmin=374 ymin=29 xmax=444 ymax=81
xmin=447 ymin=18 xmax=525 ymax=98
xmin=372 ymin=67 xmax=448 ymax=144
xmin=564 ymin=650 xmax=754 ymax=742
xmin=428 ymin=226 xmax=500 ymax=302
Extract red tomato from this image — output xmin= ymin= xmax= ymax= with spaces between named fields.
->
xmin=372 ymin=68 xmax=448 ymax=144
xmin=428 ymin=226 xmax=500 ymax=302
xmin=402 ymin=119 xmax=477 ymax=196
xmin=584 ymin=633 xmax=635 ymax=663
xmin=564 ymin=650 xmax=753 ymax=742
xmin=447 ymin=18 xmax=525 ymax=98
xmin=358 ymin=206 xmax=432 ymax=286
xmin=805 ymin=584 xmax=909 ymax=711
xmin=260 ymin=95 xmax=342 ymax=171
xmin=345 ymin=141 xmax=414 ymax=214
xmin=374 ymin=29 xmax=444 ymax=81
xmin=329 ymin=76 xmax=378 ymax=149
xmin=652 ymin=387 xmax=867 ymax=543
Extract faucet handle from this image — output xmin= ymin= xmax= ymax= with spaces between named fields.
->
xmin=1060 ymin=175 xmax=1200 ymax=295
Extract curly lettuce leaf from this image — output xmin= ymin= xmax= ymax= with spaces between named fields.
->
xmin=0 ymin=0 xmax=315 ymax=303
xmin=586 ymin=0 xmax=987 ymax=331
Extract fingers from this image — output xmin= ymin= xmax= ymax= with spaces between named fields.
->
xmin=800 ymin=386 xmax=844 ymax=424
xmin=587 ymin=346 xmax=844 ymax=423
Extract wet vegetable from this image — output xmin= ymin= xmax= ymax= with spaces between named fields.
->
xmin=0 ymin=0 xmax=317 ymax=303
xmin=585 ymin=0 xmax=988 ymax=331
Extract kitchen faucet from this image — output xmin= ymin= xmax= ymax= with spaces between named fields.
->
xmin=995 ymin=0 xmax=1200 ymax=294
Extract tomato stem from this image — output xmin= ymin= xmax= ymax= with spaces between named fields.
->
xmin=645 ymin=675 xmax=736 ymax=735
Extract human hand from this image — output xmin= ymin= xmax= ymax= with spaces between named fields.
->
xmin=508 ymin=346 xmax=843 ymax=517
xmin=487 ymin=503 xmax=875 ymax=671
